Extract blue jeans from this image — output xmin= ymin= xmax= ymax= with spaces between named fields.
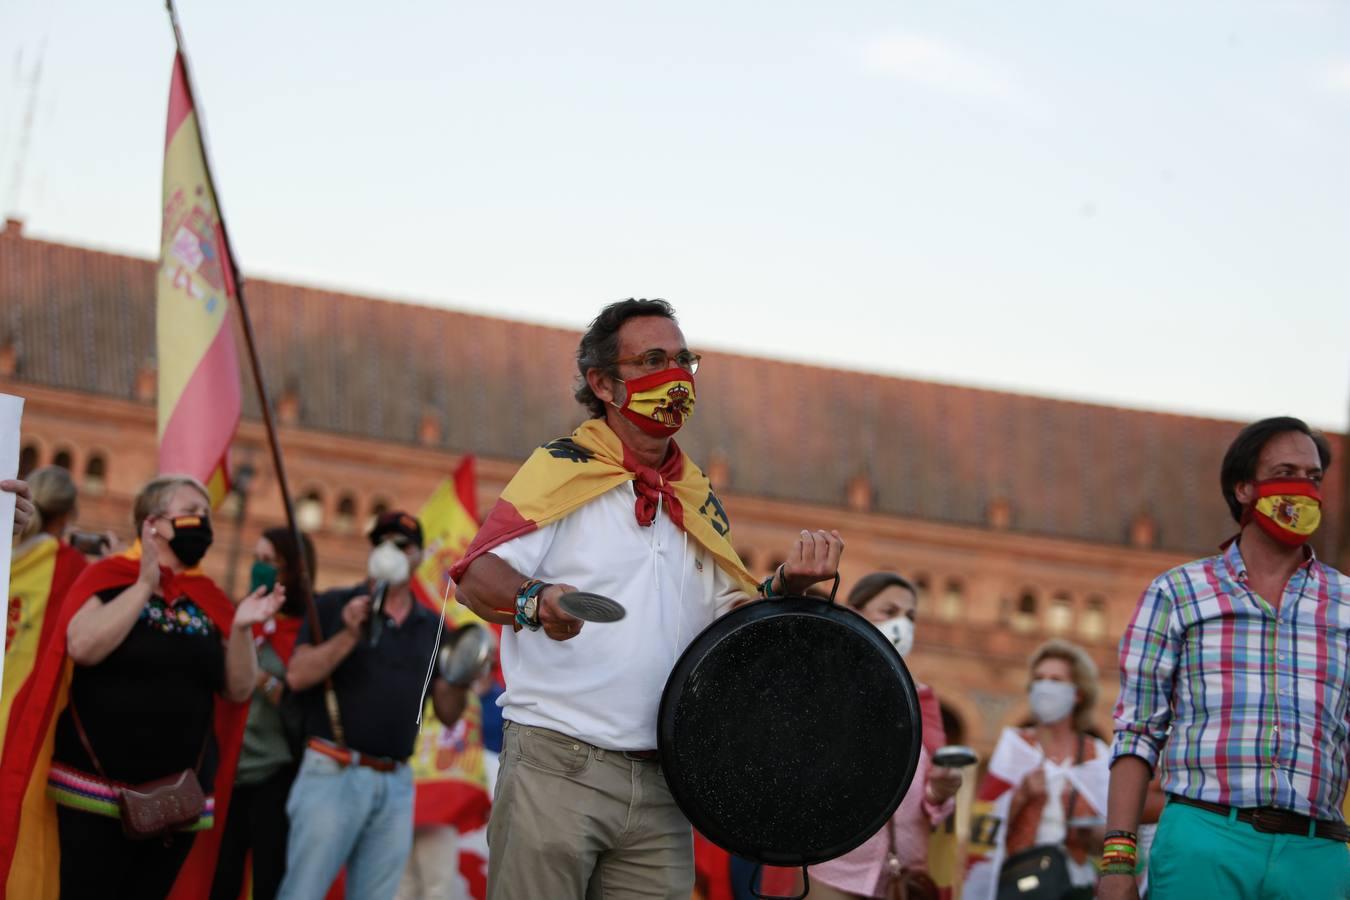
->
xmin=277 ymin=747 xmax=415 ymax=900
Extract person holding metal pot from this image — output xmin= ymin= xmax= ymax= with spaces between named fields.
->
xmin=2 ymin=474 xmax=284 ymax=899
xmin=806 ymin=572 xmax=961 ymax=900
xmin=452 ymin=298 xmax=845 ymax=900
xmin=278 ymin=511 xmax=468 ymax=900
xmin=963 ymin=639 xmax=1109 ymax=900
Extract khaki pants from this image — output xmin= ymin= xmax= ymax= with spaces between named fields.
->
xmin=396 ymin=825 xmax=462 ymax=900
xmin=487 ymin=722 xmax=694 ymax=900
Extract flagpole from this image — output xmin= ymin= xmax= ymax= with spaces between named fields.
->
xmin=163 ymin=0 xmax=344 ymax=739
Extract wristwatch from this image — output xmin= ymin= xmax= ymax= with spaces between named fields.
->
xmin=515 ymin=579 xmax=548 ymax=631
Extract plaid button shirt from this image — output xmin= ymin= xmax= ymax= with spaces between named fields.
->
xmin=1112 ymin=541 xmax=1350 ymax=821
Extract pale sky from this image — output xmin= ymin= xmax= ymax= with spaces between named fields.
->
xmin=3 ymin=0 xmax=1348 ymax=431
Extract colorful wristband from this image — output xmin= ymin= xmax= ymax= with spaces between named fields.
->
xmin=760 ymin=565 xmax=786 ymax=599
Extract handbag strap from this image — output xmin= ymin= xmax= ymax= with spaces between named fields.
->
xmin=1063 ymin=731 xmax=1085 ymax=820
xmin=68 ymin=697 xmax=212 ymax=781
xmin=68 ymin=700 xmax=110 ymax=781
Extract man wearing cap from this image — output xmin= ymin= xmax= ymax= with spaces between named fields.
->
xmin=453 ymin=299 xmax=845 ymax=900
xmin=278 ymin=511 xmax=469 ymax=900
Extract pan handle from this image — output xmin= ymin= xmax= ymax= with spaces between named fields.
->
xmin=749 ymin=864 xmax=809 ymax=900
xmin=812 ymin=572 xmax=841 ymax=605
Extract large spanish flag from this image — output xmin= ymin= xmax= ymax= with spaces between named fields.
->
xmin=156 ymin=52 xmax=242 ymax=506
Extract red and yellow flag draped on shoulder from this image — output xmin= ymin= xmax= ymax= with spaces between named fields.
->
xmin=156 ymin=52 xmax=242 ymax=506
xmin=0 ymin=548 xmax=249 ymax=898
xmin=449 ymin=419 xmax=758 ymax=598
xmin=1 ymin=537 xmax=87 ymax=754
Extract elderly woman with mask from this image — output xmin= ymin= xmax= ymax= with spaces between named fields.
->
xmin=963 ymin=639 xmax=1110 ymax=900
xmin=4 ymin=475 xmax=284 ymax=900
xmin=805 ymin=572 xmax=961 ymax=900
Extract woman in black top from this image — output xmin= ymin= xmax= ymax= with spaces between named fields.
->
xmin=48 ymin=475 xmax=283 ymax=900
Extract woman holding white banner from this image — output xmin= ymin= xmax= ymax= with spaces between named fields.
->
xmin=963 ymin=640 xmax=1109 ymax=900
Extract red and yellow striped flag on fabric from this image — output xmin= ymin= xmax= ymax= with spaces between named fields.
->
xmin=156 ymin=52 xmax=241 ymax=506
xmin=412 ymin=456 xmax=481 ymax=610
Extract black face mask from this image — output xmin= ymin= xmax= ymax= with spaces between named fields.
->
xmin=165 ymin=514 xmax=214 ymax=567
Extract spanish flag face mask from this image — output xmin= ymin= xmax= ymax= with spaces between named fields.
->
xmin=1243 ymin=478 xmax=1322 ymax=546
xmin=612 ymin=368 xmax=697 ymax=437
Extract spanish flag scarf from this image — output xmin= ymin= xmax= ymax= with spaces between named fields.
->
xmin=2 ymin=536 xmax=87 ymax=754
xmin=0 ymin=546 xmax=249 ymax=900
xmin=450 ymin=419 xmax=759 ymax=599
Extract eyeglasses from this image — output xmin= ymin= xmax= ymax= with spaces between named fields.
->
xmin=610 ymin=349 xmax=702 ymax=376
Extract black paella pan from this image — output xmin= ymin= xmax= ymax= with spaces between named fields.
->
xmin=658 ymin=578 xmax=923 ymax=898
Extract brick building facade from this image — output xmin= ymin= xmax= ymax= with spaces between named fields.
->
xmin=4 ymin=218 xmax=1346 ymax=761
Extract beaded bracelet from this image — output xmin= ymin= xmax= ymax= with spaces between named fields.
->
xmin=1104 ymin=829 xmax=1138 ymax=842
xmin=760 ymin=565 xmax=786 ymax=599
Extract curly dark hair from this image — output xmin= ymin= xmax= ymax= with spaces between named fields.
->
xmin=1219 ymin=416 xmax=1332 ymax=522
xmin=573 ymin=298 xmax=678 ymax=418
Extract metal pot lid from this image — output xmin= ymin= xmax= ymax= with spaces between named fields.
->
xmin=438 ymin=622 xmax=495 ymax=686
xmin=658 ymin=596 xmax=922 ymax=867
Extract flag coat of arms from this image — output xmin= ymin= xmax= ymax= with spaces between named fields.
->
xmin=156 ymin=52 xmax=242 ymax=505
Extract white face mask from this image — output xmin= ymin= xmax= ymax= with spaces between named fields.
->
xmin=368 ymin=540 xmax=411 ymax=585
xmin=1028 ymin=678 xmax=1077 ymax=725
xmin=876 ymin=615 xmax=914 ymax=658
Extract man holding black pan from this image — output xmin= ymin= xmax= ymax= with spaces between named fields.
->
xmin=454 ymin=298 xmax=845 ymax=900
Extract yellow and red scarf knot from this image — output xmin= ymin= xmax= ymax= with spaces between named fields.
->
xmin=1242 ymin=478 xmax=1322 ymax=547
xmin=622 ymin=441 xmax=684 ymax=528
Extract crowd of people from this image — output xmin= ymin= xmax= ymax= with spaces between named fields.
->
xmin=2 ymin=298 xmax=1346 ymax=900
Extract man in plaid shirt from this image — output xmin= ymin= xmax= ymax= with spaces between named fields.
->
xmin=1101 ymin=416 xmax=1349 ymax=900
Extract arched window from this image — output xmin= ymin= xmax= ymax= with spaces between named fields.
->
xmin=1081 ymin=595 xmax=1107 ymax=642
xmin=911 ymin=571 xmax=931 ymax=593
xmin=52 ymin=446 xmax=74 ymax=471
xmin=938 ymin=578 xmax=962 ymax=622
xmin=1012 ymin=588 xmax=1039 ymax=633
xmin=83 ymin=454 xmax=107 ymax=496
xmin=1047 ymin=592 xmax=1073 ymax=634
xmin=334 ymin=493 xmax=357 ymax=535
xmin=296 ymin=489 xmax=324 ymax=532
xmin=18 ymin=443 xmax=38 ymax=479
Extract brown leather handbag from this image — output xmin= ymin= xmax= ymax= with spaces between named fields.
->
xmin=70 ymin=702 xmax=208 ymax=840
xmin=883 ymin=819 xmax=940 ymax=900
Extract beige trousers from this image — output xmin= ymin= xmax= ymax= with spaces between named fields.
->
xmin=486 ymin=722 xmax=694 ymax=900
xmin=396 ymin=825 xmax=463 ymax=900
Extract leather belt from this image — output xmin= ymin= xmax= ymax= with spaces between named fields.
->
xmin=622 ymin=749 xmax=660 ymax=762
xmin=307 ymin=738 xmax=401 ymax=773
xmin=1169 ymin=794 xmax=1350 ymax=841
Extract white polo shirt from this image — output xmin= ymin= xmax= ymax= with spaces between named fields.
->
xmin=489 ymin=482 xmax=751 ymax=750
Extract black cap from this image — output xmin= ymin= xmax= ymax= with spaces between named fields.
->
xmin=368 ymin=510 xmax=424 ymax=549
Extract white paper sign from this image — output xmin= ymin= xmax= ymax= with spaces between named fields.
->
xmin=0 ymin=393 xmax=26 ymax=695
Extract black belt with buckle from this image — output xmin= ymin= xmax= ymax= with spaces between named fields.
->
xmin=1170 ymin=794 xmax=1350 ymax=841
